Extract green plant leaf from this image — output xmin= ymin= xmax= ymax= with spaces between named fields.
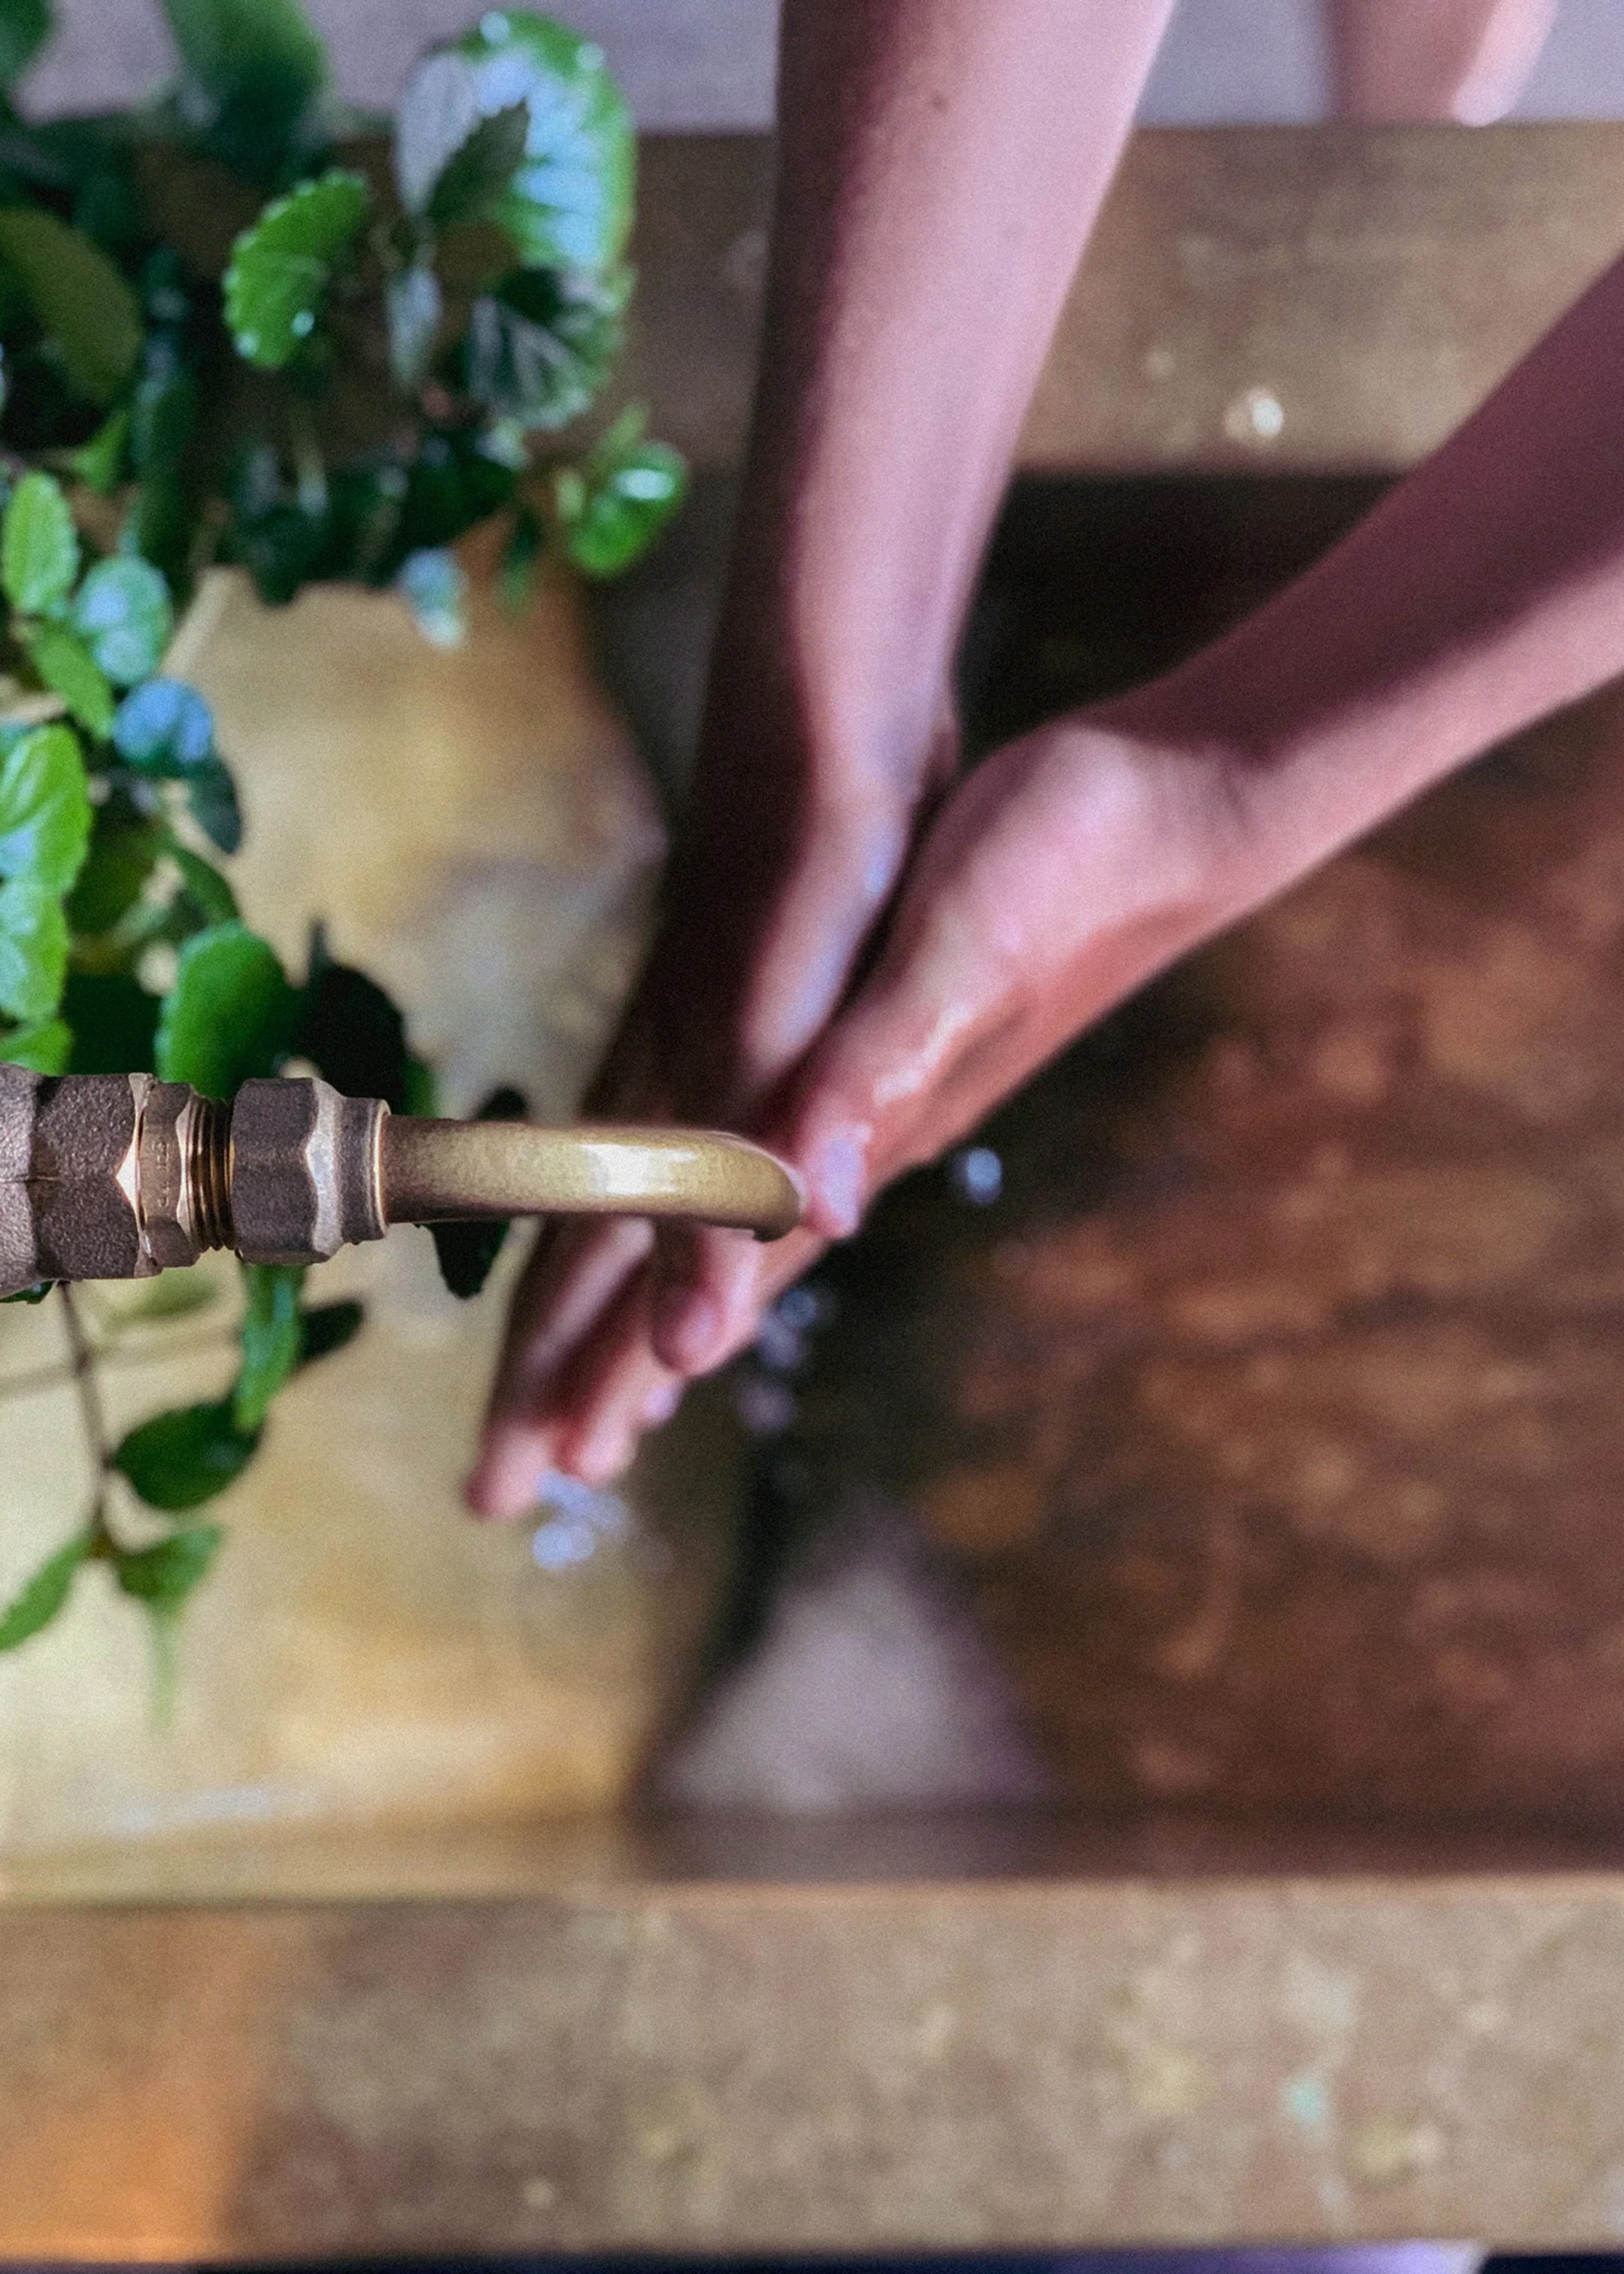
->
xmin=20 ymin=621 xmax=114 ymax=736
xmin=71 ymin=406 xmax=130 ymax=495
xmin=111 ymin=676 xmax=215 ymax=775
xmin=0 ymin=0 xmax=52 ymax=90
xmin=130 ymin=348 xmax=197 ymax=477
xmin=396 ymin=428 xmax=515 ymax=557
xmin=42 ymin=117 xmax=142 ymax=254
xmin=0 ymin=1529 xmax=90 ymax=1653
xmin=430 ymin=1085 xmax=527 ymax=1299
xmin=384 ymin=259 xmax=441 ymax=392
xmin=223 ymin=169 xmax=370 ymax=370
xmin=114 ymin=1400 xmax=256 ymax=1510
xmin=298 ymin=940 xmax=419 ymax=1110
xmin=299 ymin=1295 xmax=363 ymax=1364
xmin=155 ymin=921 xmax=298 ymax=1098
xmin=114 ymin=1521 xmax=224 ymax=1602
xmin=162 ymin=0 xmax=326 ymax=181
xmin=186 ymin=757 xmax=242 ymax=853
xmin=434 ymin=13 xmax=634 ymax=273
xmin=430 ymin=1209 xmax=511 ymax=1301
xmin=402 ymin=1053 xmax=438 ymax=1116
xmin=65 ymin=819 xmax=162 ymax=934
xmin=0 ymin=207 xmax=141 ymax=403
xmin=497 ymin=500 xmax=544 ymax=612
xmin=229 ymin=495 xmax=329 ymax=603
xmin=0 ymin=1015 xmax=68 ymax=1072
xmin=562 ymin=423 xmax=686 ymax=578
xmin=61 ymin=970 xmax=158 ymax=1073
xmin=170 ymin=843 xmax=238 ymax=927
xmin=234 ymin=1260 xmax=303 ymax=1431
xmin=71 ymin=557 xmax=173 ymax=687
xmin=117 ymin=1268 xmax=220 ymax=1324
xmin=394 ymin=48 xmax=481 ymax=217
xmin=0 ymin=721 xmax=91 ymax=894
xmin=464 ymin=263 xmax=627 ymax=433
xmin=426 ymin=99 xmax=528 ymax=232
xmin=124 ymin=472 xmax=192 ymax=588
xmin=0 ymin=876 xmax=65 ymax=1020
xmin=2 ymin=469 xmax=77 ymax=614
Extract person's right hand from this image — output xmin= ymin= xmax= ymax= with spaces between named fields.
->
xmin=463 ymin=660 xmax=958 ymax=1515
xmin=465 ymin=701 xmax=1261 ymax=1507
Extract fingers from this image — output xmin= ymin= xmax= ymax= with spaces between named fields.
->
xmin=776 ymin=894 xmax=1004 ymax=1238
xmin=546 ymin=1264 xmax=685 ymax=1486
xmin=466 ymin=703 xmax=980 ymax=1491
xmin=636 ymin=814 xmax=1003 ymax=1375
xmin=465 ymin=1214 xmax=655 ymax=1516
xmin=554 ymin=1222 xmax=831 ymax=1480
xmin=776 ymin=721 xmax=1227 ymax=1231
xmin=1325 ymin=0 xmax=1556 ymax=123
xmin=648 ymin=1222 xmax=763 ymax=1373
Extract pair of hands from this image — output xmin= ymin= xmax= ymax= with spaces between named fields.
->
xmin=464 ymin=686 xmax=1251 ymax=1516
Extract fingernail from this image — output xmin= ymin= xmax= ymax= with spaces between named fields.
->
xmin=464 ymin=1450 xmax=553 ymax=1520
xmin=653 ymin=1285 xmax=721 ymax=1372
xmin=808 ymin=1131 xmax=866 ymax=1237
xmin=463 ymin=1462 xmax=529 ymax=1522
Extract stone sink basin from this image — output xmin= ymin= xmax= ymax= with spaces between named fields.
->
xmin=13 ymin=114 xmax=1624 ymax=2255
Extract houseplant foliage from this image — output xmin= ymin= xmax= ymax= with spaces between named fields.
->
xmin=0 ymin=0 xmax=685 ymax=1659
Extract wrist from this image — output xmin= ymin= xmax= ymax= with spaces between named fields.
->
xmin=1084 ymin=654 xmax=1404 ymax=930
xmin=1056 ymin=698 xmax=1267 ymax=936
xmin=693 ymin=635 xmax=958 ymax=851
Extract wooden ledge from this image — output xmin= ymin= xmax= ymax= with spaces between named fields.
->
xmin=626 ymin=124 xmax=1624 ymax=475
xmin=5 ymin=1812 xmax=1624 ymax=2256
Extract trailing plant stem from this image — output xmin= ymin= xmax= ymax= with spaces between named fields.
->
xmin=58 ymin=1284 xmax=117 ymax=1554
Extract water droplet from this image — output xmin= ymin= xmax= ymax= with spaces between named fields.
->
xmin=777 ymin=1282 xmax=834 ymax=1333
xmin=949 ymin=1146 xmax=1003 ymax=1206
xmin=1222 ymin=386 xmax=1285 ymax=445
xmin=618 ymin=466 xmax=674 ymax=501
xmin=733 ymin=1372 xmax=797 ymax=1437
xmin=754 ymin=1310 xmax=807 ymax=1374
xmin=532 ymin=1514 xmax=596 ymax=1569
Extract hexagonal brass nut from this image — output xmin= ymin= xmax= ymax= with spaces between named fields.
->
xmin=0 ymin=1065 xmax=148 ymax=1296
xmin=0 ymin=1064 xmax=40 ymax=1298
xmin=230 ymin=1077 xmax=387 ymax=1268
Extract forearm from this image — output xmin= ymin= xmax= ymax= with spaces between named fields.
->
xmin=1325 ymin=0 xmax=1557 ymax=123
xmin=708 ymin=0 xmax=1176 ymax=792
xmin=1109 ymin=249 xmax=1624 ymax=908
xmin=651 ymin=0 xmax=1176 ymax=1103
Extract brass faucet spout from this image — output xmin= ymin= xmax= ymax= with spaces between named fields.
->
xmin=379 ymin=1116 xmax=804 ymax=1239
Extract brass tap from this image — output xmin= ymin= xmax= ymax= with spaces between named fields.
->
xmin=0 ymin=1068 xmax=803 ymax=1297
